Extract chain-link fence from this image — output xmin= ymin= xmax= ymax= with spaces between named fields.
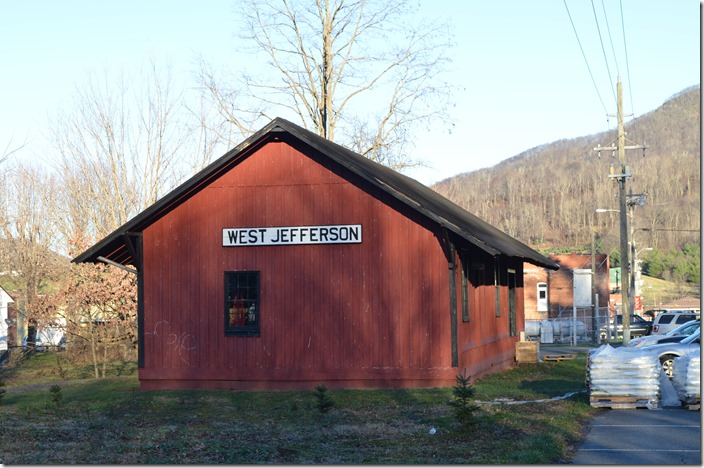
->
xmin=525 ymin=306 xmax=625 ymax=344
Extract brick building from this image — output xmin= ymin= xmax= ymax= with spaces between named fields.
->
xmin=524 ymin=253 xmax=610 ymax=323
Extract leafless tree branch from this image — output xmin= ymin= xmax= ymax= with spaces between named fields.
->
xmin=199 ymin=0 xmax=455 ymax=169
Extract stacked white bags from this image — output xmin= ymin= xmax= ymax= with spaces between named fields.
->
xmin=588 ymin=344 xmax=661 ymax=409
xmin=672 ymin=350 xmax=701 ymax=405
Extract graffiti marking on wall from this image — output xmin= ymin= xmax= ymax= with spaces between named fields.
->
xmin=145 ymin=320 xmax=197 ymax=365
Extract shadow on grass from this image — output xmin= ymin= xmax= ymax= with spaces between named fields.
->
xmin=0 ymin=358 xmax=596 ymax=464
xmin=518 ymin=378 xmax=587 ymax=399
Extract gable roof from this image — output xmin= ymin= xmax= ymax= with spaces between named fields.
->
xmin=659 ymin=296 xmax=700 ymax=310
xmin=73 ymin=117 xmax=559 ymax=270
xmin=0 ymin=285 xmax=14 ymax=303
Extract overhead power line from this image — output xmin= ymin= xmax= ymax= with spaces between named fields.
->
xmin=600 ymin=0 xmax=621 ymax=79
xmin=619 ymin=0 xmax=635 ymax=117
xmin=590 ymin=0 xmax=617 ymax=106
xmin=563 ymin=0 xmax=609 ymax=118
xmin=617 ymin=0 xmax=641 ymax=148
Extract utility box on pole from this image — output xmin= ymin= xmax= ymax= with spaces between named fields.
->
xmin=593 ymin=79 xmax=647 ymax=345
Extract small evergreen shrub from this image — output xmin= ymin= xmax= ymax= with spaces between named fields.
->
xmin=49 ymin=384 xmax=63 ymax=406
xmin=313 ymin=384 xmax=335 ymax=413
xmin=448 ymin=370 xmax=480 ymax=427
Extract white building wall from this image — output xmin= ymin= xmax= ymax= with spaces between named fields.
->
xmin=0 ymin=288 xmax=14 ymax=351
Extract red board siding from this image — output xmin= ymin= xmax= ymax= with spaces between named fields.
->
xmin=140 ymin=141 xmax=458 ymax=389
xmin=139 ymin=140 xmax=525 ymax=389
xmin=454 ymin=255 xmax=524 ymax=379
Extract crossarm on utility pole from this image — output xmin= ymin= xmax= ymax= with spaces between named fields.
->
xmin=592 ymin=79 xmax=647 ymax=345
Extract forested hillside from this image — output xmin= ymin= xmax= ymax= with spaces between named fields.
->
xmin=433 ymin=86 xmax=700 ymax=266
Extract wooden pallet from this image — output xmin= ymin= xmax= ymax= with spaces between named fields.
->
xmin=543 ymin=354 xmax=576 ymax=362
xmin=683 ymin=399 xmax=700 ymax=411
xmin=589 ymin=394 xmax=657 ymax=409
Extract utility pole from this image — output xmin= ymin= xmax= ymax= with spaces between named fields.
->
xmin=593 ymin=78 xmax=647 ymax=345
xmin=616 ymin=80 xmax=630 ymax=343
xmin=590 ymin=226 xmax=598 ymax=343
xmin=627 ymin=190 xmax=647 ymax=321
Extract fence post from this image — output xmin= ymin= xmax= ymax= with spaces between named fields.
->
xmin=595 ymin=293 xmax=600 ymax=342
xmin=572 ymin=303 xmax=577 ymax=346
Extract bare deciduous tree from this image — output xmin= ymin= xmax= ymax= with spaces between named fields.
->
xmin=200 ymin=0 xmax=454 ymax=170
xmin=1 ymin=138 xmax=26 ymax=170
xmin=24 ymin=62 xmax=204 ymax=362
xmin=48 ymin=61 xmax=196 ymax=250
xmin=2 ymin=63 xmax=225 ymax=363
xmin=0 ymin=163 xmax=63 ymax=346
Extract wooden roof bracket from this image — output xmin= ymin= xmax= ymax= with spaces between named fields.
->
xmin=97 ymin=256 xmax=138 ymax=275
xmin=441 ymin=226 xmax=459 ymax=368
xmin=93 ymin=232 xmax=142 ymax=275
xmin=123 ymin=232 xmax=143 ymax=272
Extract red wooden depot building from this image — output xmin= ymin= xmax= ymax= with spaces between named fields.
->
xmin=75 ymin=118 xmax=559 ymax=390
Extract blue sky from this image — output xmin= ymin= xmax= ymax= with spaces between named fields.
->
xmin=0 ymin=1 xmax=700 ymax=185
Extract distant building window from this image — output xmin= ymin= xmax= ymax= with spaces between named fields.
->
xmin=225 ymin=271 xmax=260 ymax=336
xmin=537 ymin=282 xmax=548 ymax=312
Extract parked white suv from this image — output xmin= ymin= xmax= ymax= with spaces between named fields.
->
xmin=650 ymin=310 xmax=700 ymax=335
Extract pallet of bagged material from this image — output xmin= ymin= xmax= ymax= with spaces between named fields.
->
xmin=589 ymin=394 xmax=658 ymax=409
xmin=543 ymin=354 xmax=576 ymax=361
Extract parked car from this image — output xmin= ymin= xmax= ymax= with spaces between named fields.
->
xmin=641 ymin=328 xmax=701 ymax=379
xmin=600 ymin=314 xmax=652 ymax=340
xmin=650 ymin=310 xmax=700 ymax=335
xmin=627 ymin=320 xmax=699 ymax=348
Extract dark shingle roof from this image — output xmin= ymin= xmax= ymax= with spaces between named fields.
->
xmin=73 ymin=117 xmax=559 ymax=270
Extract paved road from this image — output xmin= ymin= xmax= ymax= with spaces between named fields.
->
xmin=535 ymin=343 xmax=701 ymax=464
xmin=570 ymin=408 xmax=701 ymax=464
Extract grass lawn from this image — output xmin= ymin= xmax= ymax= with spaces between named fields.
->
xmin=0 ymin=351 xmax=598 ymax=464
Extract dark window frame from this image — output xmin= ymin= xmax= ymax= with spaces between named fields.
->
xmin=507 ymin=268 xmax=517 ymax=337
xmin=537 ymin=282 xmax=547 ymax=300
xmin=224 ymin=271 xmax=261 ymax=337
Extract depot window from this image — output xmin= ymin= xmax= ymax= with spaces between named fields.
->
xmin=508 ymin=269 xmax=517 ymax=337
xmin=224 ymin=271 xmax=260 ymax=336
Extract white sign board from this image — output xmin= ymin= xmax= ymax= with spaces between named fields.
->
xmin=223 ymin=224 xmax=362 ymax=247
xmin=573 ymin=269 xmax=592 ymax=307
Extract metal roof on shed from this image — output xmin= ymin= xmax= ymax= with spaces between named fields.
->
xmin=73 ymin=117 xmax=559 ymax=270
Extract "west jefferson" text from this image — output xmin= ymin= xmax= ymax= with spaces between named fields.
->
xmin=222 ymin=224 xmax=362 ymax=246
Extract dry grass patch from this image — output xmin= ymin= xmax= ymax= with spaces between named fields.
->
xmin=0 ymin=352 xmax=596 ymax=464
